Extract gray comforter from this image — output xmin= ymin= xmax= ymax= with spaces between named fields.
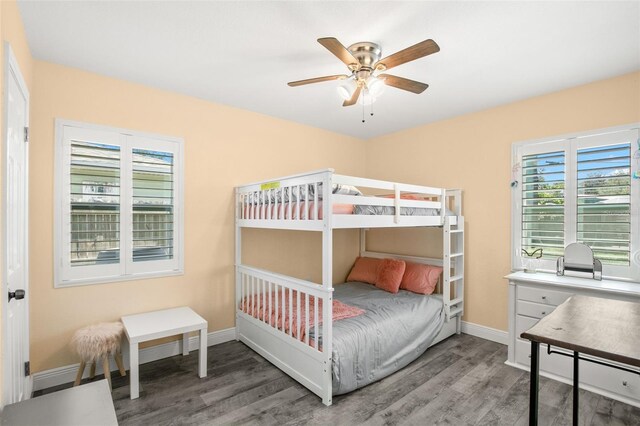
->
xmin=311 ymin=282 xmax=445 ymax=395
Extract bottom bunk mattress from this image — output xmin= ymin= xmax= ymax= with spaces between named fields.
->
xmin=312 ymin=281 xmax=445 ymax=395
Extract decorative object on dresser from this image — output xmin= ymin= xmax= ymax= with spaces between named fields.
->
xmin=521 ymin=248 xmax=542 ymax=274
xmin=521 ymin=295 xmax=640 ymax=426
xmin=556 ymin=242 xmax=603 ymax=281
xmin=505 ymin=272 xmax=640 ymax=408
xmin=71 ymin=321 xmax=126 ymax=390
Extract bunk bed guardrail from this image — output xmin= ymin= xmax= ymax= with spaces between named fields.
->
xmin=235 ymin=264 xmax=333 ymax=400
xmin=236 ymin=168 xmax=453 ymax=229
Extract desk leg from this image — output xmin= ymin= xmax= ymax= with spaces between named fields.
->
xmin=573 ymin=351 xmax=579 ymax=426
xmin=130 ymin=342 xmax=139 ymax=399
xmin=199 ymin=327 xmax=207 ymax=378
xmin=529 ymin=341 xmax=539 ymax=426
xmin=183 ymin=332 xmax=190 ymax=356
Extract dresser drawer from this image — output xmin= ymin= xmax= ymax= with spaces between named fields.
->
xmin=581 ymin=358 xmax=640 ymax=402
xmin=516 ymin=314 xmax=539 ymax=340
xmin=518 ymin=285 xmax=572 ymax=306
xmin=515 ymin=340 xmax=640 ymax=402
xmin=515 ymin=339 xmax=571 ymax=378
xmin=517 ymin=300 xmax=555 ymax=319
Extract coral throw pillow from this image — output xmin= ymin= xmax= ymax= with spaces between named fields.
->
xmin=346 ymin=257 xmax=381 ymax=285
xmin=400 ymin=262 xmax=443 ymax=295
xmin=375 ymin=259 xmax=406 ymax=293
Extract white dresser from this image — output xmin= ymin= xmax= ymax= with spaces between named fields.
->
xmin=506 ymin=271 xmax=640 ymax=408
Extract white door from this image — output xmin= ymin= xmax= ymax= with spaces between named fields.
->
xmin=2 ymin=44 xmax=30 ymax=405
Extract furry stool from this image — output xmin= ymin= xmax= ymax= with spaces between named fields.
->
xmin=71 ymin=322 xmax=126 ymax=389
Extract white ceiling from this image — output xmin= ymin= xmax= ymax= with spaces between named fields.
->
xmin=18 ymin=1 xmax=640 ymax=139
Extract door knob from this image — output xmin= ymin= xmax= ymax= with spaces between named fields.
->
xmin=8 ymin=289 xmax=25 ymax=301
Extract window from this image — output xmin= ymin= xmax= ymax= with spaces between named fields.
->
xmin=55 ymin=120 xmax=184 ymax=286
xmin=512 ymin=125 xmax=639 ymax=281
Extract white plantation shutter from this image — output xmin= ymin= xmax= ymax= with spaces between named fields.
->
xmin=513 ymin=126 xmax=639 ymax=281
xmin=56 ymin=121 xmax=184 ymax=287
xmin=70 ymin=140 xmax=121 ymax=267
xmin=577 ymin=143 xmax=631 ymax=266
xmin=132 ymin=149 xmax=174 ymax=262
xmin=521 ymin=151 xmax=565 ymax=259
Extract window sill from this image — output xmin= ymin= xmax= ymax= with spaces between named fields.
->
xmin=55 ymin=269 xmax=184 ymax=288
xmin=504 ymin=270 xmax=640 ymax=297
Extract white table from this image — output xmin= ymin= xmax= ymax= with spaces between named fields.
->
xmin=121 ymin=307 xmax=208 ymax=399
xmin=1 ymin=380 xmax=117 ymax=426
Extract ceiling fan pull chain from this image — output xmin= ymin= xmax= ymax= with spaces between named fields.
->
xmin=362 ymin=95 xmax=365 ymax=123
xmin=370 ymin=99 xmax=374 ymax=117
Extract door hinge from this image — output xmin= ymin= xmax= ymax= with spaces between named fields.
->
xmin=24 ymin=361 xmax=30 ymax=376
xmin=24 ymin=127 xmax=29 ymax=143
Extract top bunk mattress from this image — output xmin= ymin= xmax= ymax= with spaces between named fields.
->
xmin=311 ymin=281 xmax=445 ymax=395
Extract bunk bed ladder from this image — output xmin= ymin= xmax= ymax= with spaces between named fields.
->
xmin=443 ymin=216 xmax=464 ymax=332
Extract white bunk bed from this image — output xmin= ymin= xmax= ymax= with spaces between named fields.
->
xmin=235 ymin=169 xmax=464 ymax=406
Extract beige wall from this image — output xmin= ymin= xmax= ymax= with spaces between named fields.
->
xmin=29 ymin=60 xmax=365 ymax=372
xmin=7 ymin=0 xmax=640 ymax=378
xmin=0 ymin=0 xmax=33 ymax=403
xmin=365 ymin=71 xmax=640 ymax=331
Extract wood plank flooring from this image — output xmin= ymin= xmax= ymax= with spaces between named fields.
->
xmin=36 ymin=334 xmax=640 ymax=425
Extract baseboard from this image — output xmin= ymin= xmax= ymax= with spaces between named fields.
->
xmin=32 ymin=327 xmax=236 ymax=392
xmin=461 ymin=321 xmax=508 ymax=345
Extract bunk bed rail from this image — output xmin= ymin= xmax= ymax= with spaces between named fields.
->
xmin=236 ymin=169 xmax=455 ymax=230
xmin=235 ymin=264 xmax=333 ymax=400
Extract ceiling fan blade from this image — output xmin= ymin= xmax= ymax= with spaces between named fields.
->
xmin=374 ymin=39 xmax=440 ymax=71
xmin=343 ymin=85 xmax=362 ymax=107
xmin=379 ymin=74 xmax=429 ymax=94
xmin=287 ymin=74 xmax=348 ymax=87
xmin=318 ymin=37 xmax=360 ymax=70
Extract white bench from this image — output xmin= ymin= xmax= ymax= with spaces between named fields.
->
xmin=121 ymin=307 xmax=208 ymax=399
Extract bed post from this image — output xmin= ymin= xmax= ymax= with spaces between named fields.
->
xmin=443 ymin=189 xmax=464 ymax=333
xmin=442 ymin=215 xmax=451 ymax=323
xmin=359 ymin=229 xmax=366 ymax=256
xmin=321 ymin=170 xmax=333 ymax=406
xmin=235 ymin=187 xmax=242 ymax=341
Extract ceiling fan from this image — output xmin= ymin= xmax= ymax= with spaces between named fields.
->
xmin=288 ymin=37 xmax=440 ymax=107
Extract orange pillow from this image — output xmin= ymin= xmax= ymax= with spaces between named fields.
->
xmin=346 ymin=257 xmax=381 ymax=285
xmin=375 ymin=259 xmax=406 ymax=293
xmin=400 ymin=262 xmax=443 ymax=295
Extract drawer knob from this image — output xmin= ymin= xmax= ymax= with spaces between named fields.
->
xmin=542 ymin=311 xmax=546 ymax=315
xmin=541 ymin=296 xmax=547 ymax=300
xmin=622 ymin=381 xmax=628 ymax=387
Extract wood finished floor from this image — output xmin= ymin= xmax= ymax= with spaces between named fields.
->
xmin=36 ymin=334 xmax=640 ymax=425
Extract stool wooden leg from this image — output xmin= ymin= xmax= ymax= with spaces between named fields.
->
xmin=74 ymin=361 xmax=86 ymax=386
xmin=89 ymin=362 xmax=96 ymax=379
xmin=103 ymin=356 xmax=112 ymax=390
xmin=114 ymin=351 xmax=126 ymax=377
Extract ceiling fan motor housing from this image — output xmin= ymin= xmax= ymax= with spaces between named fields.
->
xmin=348 ymin=42 xmax=381 ymax=72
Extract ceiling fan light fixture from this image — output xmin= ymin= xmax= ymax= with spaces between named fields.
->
xmin=337 ymin=79 xmax=356 ymax=100
xmin=366 ymin=76 xmax=385 ymax=98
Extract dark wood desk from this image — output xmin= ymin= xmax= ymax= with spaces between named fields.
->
xmin=521 ymin=295 xmax=640 ymax=426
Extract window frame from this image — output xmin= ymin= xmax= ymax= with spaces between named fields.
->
xmin=511 ymin=123 xmax=639 ymax=282
xmin=54 ymin=120 xmax=184 ymax=287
